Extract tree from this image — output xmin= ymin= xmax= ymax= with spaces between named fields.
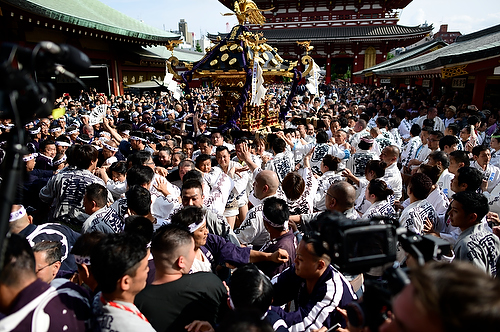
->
xmin=195 ymin=42 xmax=202 ymax=53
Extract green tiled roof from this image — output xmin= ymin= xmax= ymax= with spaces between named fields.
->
xmin=4 ymin=0 xmax=180 ymax=42
xmin=373 ymin=24 xmax=500 ymax=75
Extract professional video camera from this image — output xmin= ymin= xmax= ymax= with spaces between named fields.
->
xmin=0 ymin=41 xmax=90 ymax=253
xmin=309 ymin=211 xmax=451 ymax=331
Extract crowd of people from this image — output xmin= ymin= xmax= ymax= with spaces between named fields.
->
xmin=1 ymin=81 xmax=500 ymax=332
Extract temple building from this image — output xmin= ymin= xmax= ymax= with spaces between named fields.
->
xmin=213 ymin=0 xmax=433 ymax=83
xmin=0 ymin=0 xmax=181 ymax=95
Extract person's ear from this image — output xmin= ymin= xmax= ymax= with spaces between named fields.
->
xmin=473 ymin=155 xmax=478 ymax=161
xmin=27 ymin=215 xmax=34 ymax=225
xmin=317 ymin=259 xmax=326 ymax=271
xmin=119 ymin=274 xmax=132 ymax=292
xmin=52 ymin=261 xmax=61 ymax=277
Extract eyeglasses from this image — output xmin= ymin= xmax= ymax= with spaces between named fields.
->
xmin=36 ymin=260 xmax=59 ymax=274
xmin=326 ymin=191 xmax=336 ymax=200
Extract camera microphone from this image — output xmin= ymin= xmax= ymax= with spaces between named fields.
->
xmin=38 ymin=41 xmax=91 ymax=71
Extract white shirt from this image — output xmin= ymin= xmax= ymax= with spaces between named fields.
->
xmin=382 ymin=163 xmax=403 ymax=201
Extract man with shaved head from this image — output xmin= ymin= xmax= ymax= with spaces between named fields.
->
xmin=291 ymin=180 xmax=359 ymax=226
xmin=380 ymin=145 xmax=403 ymax=201
xmin=234 ymin=169 xmax=282 ymax=249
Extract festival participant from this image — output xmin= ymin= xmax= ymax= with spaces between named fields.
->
xmin=32 ymin=241 xmax=63 ymax=284
xmin=400 ymin=124 xmax=421 ymax=168
xmin=0 ymin=235 xmax=91 ymax=331
xmin=314 ymin=155 xmax=343 ymax=211
xmin=416 ymin=106 xmax=445 ymax=133
xmin=379 ymin=261 xmax=500 ymax=332
xmin=399 ymin=173 xmax=437 ymax=236
xmin=35 ymin=139 xmax=57 ymax=170
xmin=255 ymin=197 xmax=296 ymax=278
xmin=91 ymin=233 xmax=155 ymax=332
xmin=270 ymin=229 xmax=356 ymax=332
xmin=134 ymin=224 xmax=229 ymax=331
xmin=450 ymin=191 xmax=500 ymax=276
xmin=171 ymin=206 xmax=288 ymax=274
xmin=361 ymin=179 xmax=395 ymax=219
xmin=40 ymin=144 xmax=111 ymax=230
xmin=379 ymin=145 xmax=403 ymax=201
xmin=82 ymin=183 xmax=123 ymax=234
xmin=471 ymin=145 xmax=500 ymax=193
xmin=346 ymin=136 xmax=378 ymax=179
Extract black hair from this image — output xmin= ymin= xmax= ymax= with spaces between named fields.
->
xmin=428 ymin=151 xmax=450 ymax=170
xmin=376 ymin=116 xmax=388 ymax=129
xmin=91 ymin=233 xmax=148 ymax=294
xmin=410 ymin=124 xmax=421 ymax=137
xmin=127 ymin=151 xmax=152 ymax=167
xmin=409 ymin=173 xmax=433 ymax=200
xmin=66 ymin=144 xmax=98 ymax=169
xmin=178 ymin=159 xmax=195 ymax=169
xmin=195 ymin=154 xmax=212 ymax=168
xmin=182 ymin=178 xmax=203 ymax=192
xmin=272 ymin=138 xmax=286 ymax=154
xmin=229 ymin=264 xmax=273 ymax=315
xmin=197 ymin=135 xmax=212 ymax=146
xmin=71 ymin=231 xmax=107 ymax=260
xmin=109 ymin=161 xmax=127 ymax=175
xmin=316 ymin=130 xmax=329 ymax=144
xmin=449 ymin=151 xmax=470 ymax=168
xmin=456 ymin=167 xmax=483 ymax=192
xmin=0 ymin=234 xmax=36 ymax=287
xmin=124 ymin=216 xmax=154 ymax=244
xmin=367 ymin=179 xmax=394 ymax=202
xmin=322 ymin=155 xmax=340 ymax=172
xmin=418 ymin=164 xmax=442 ymax=184
xmin=85 ymin=183 xmax=108 ymax=209
xmin=446 ymin=123 xmax=459 ymax=136
xmin=358 ymin=137 xmax=374 ymax=151
xmin=215 ymin=145 xmax=230 ymax=155
xmin=471 ymin=145 xmax=489 ymax=157
xmin=262 ymin=197 xmax=290 ymax=229
xmin=126 ymin=185 xmax=151 ymax=216
xmin=171 ymin=205 xmax=205 ymax=230
xmin=467 ymin=115 xmax=480 ymax=126
xmin=282 ymin=172 xmax=305 ymax=201
xmin=126 ymin=166 xmax=154 ymax=187
xmin=151 ymin=224 xmax=193 ymax=262
xmin=451 ymin=191 xmax=489 ymax=223
xmin=429 ymin=130 xmax=444 ymax=140
xmin=439 ymin=135 xmax=459 ymax=151
xmin=421 ymin=126 xmax=432 ymax=133
xmin=365 ymin=160 xmax=387 ymax=178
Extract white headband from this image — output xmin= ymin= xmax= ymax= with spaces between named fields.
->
xmin=74 ymin=255 xmax=91 ymax=266
xmin=263 ymin=212 xmax=288 ymax=231
xmin=130 ymin=136 xmax=146 ymax=142
xmin=187 ymin=217 xmax=206 ymax=233
xmin=10 ymin=205 xmax=26 ymax=222
xmin=67 ymin=129 xmax=79 ymax=135
xmin=55 ymin=141 xmax=71 ymax=147
xmin=49 ymin=127 xmax=62 ymax=133
xmin=29 ymin=128 xmax=41 ymax=135
xmin=53 ymin=155 xmax=67 ymax=166
xmin=122 ymin=130 xmax=130 ymax=136
xmin=23 ymin=153 xmax=38 ymax=162
xmin=103 ymin=142 xmax=118 ymax=152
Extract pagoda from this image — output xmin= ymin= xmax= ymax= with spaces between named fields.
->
xmin=215 ymin=0 xmax=433 ymax=84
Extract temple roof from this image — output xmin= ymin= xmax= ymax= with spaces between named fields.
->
xmin=371 ymin=24 xmax=500 ymax=75
xmin=209 ymin=24 xmax=433 ymax=43
xmin=218 ymin=0 xmax=413 ymax=11
xmin=2 ymin=0 xmax=180 ymax=43
xmin=355 ymin=39 xmax=448 ymax=76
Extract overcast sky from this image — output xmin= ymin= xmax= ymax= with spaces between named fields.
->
xmin=100 ymin=0 xmax=500 ymax=39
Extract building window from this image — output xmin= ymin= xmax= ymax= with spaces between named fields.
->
xmin=364 ymin=47 xmax=376 ymax=69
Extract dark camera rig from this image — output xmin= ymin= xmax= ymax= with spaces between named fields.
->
xmin=310 ymin=211 xmax=450 ymax=331
xmin=0 ymin=41 xmax=90 ymax=265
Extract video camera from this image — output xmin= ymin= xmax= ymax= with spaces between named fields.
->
xmin=309 ymin=211 xmax=451 ymax=331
